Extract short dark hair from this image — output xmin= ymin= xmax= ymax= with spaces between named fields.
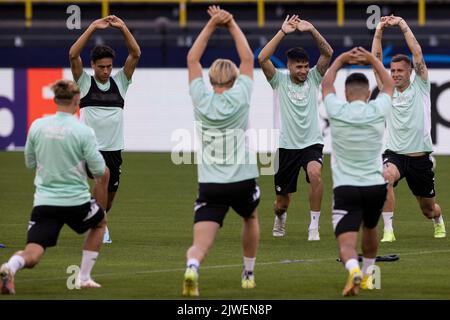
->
xmin=286 ymin=47 xmax=310 ymax=63
xmin=90 ymin=45 xmax=115 ymax=62
xmin=391 ymin=54 xmax=412 ymax=67
xmin=345 ymin=73 xmax=369 ymax=88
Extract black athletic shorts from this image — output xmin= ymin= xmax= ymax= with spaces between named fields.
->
xmin=194 ymin=179 xmax=260 ymax=227
xmin=87 ymin=150 xmax=123 ymax=192
xmin=382 ymin=150 xmax=435 ymax=198
xmin=274 ymin=144 xmax=324 ymax=195
xmin=27 ymin=199 xmax=105 ymax=249
xmin=332 ymin=184 xmax=388 ymax=237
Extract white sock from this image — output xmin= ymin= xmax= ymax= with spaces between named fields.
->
xmin=187 ymin=258 xmax=200 ymax=271
xmin=433 ymin=215 xmax=443 ymax=225
xmin=382 ymin=212 xmax=394 ymax=231
xmin=362 ymin=258 xmax=376 ymax=276
xmin=344 ymin=258 xmax=360 ymax=272
xmin=6 ymin=255 xmax=25 ymax=275
xmin=79 ymin=250 xmax=99 ymax=281
xmin=309 ymin=211 xmax=320 ymax=230
xmin=243 ymin=256 xmax=256 ymax=273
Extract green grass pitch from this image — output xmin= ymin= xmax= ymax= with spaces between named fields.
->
xmin=1 ymin=151 xmax=450 ymax=299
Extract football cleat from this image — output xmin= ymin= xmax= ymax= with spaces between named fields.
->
xmin=434 ymin=221 xmax=446 ymax=238
xmin=361 ymin=274 xmax=374 ymax=290
xmin=380 ymin=230 xmax=396 ymax=242
xmin=241 ymin=271 xmax=256 ymax=289
xmin=272 ymin=212 xmax=287 ymax=237
xmin=342 ymin=267 xmax=362 ymax=297
xmin=308 ymin=228 xmax=320 ymax=241
xmin=0 ymin=263 xmax=15 ymax=295
xmin=182 ymin=267 xmax=199 ymax=297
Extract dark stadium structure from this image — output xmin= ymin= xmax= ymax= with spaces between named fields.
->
xmin=0 ymin=1 xmax=450 ymax=67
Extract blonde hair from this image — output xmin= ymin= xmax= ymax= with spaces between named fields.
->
xmin=51 ymin=80 xmax=80 ymax=105
xmin=209 ymin=59 xmax=239 ymax=87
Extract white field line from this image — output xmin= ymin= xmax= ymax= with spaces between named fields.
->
xmin=16 ymin=248 xmax=450 ymax=284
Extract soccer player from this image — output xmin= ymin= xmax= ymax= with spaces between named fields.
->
xmin=372 ymin=16 xmax=446 ymax=242
xmin=0 ymin=80 xmax=109 ymax=295
xmin=322 ymin=47 xmax=394 ymax=296
xmin=258 ymin=15 xmax=333 ymax=240
xmin=182 ymin=6 xmax=260 ymax=297
xmin=69 ymin=15 xmax=141 ymax=243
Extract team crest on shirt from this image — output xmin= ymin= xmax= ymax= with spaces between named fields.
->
xmin=392 ymin=91 xmax=414 ymax=108
xmin=287 ymin=82 xmax=310 ymax=106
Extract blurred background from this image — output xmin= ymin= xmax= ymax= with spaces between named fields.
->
xmin=1 ymin=0 xmax=449 ymax=68
xmin=1 ymin=1 xmax=450 ymax=152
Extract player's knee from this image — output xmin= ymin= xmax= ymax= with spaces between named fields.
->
xmin=308 ymin=168 xmax=322 ymax=185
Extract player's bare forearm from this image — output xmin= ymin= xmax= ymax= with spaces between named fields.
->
xmin=258 ymin=31 xmax=284 ymax=63
xmin=371 ymin=28 xmax=384 ymax=90
xmin=322 ymin=56 xmax=343 ymax=97
xmin=69 ymin=25 xmax=94 ymax=58
xmin=399 ymin=20 xmax=428 ymax=79
xmin=120 ymin=25 xmax=141 ymax=59
xmin=371 ymin=55 xmax=394 ymax=96
xmin=228 ymin=20 xmax=253 ymax=77
xmin=228 ymin=20 xmax=252 ymax=63
xmin=310 ymin=28 xmax=333 ymax=75
xmin=187 ymin=21 xmax=216 ymax=64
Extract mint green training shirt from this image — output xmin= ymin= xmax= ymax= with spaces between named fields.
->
xmin=77 ymin=69 xmax=131 ymax=151
xmin=324 ymin=93 xmax=392 ymax=188
xmin=25 ymin=112 xmax=106 ymax=206
xmin=269 ymin=67 xmax=324 ymax=149
xmin=189 ymin=75 xmax=259 ymax=183
xmin=386 ymin=75 xmax=433 ymax=154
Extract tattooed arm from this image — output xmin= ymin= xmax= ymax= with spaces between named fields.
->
xmin=389 ymin=16 xmax=428 ymax=81
xmin=297 ymin=20 xmax=333 ymax=76
xmin=371 ymin=18 xmax=388 ymax=90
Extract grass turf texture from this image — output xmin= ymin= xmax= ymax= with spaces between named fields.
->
xmin=1 ymin=151 xmax=450 ymax=299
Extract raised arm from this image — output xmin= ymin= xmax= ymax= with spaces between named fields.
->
xmin=354 ymin=47 xmax=394 ymax=97
xmin=297 ymin=19 xmax=333 ymax=76
xmin=388 ymin=16 xmax=428 ymax=81
xmin=187 ymin=7 xmax=230 ymax=83
xmin=371 ymin=17 xmax=389 ymax=90
xmin=322 ymin=52 xmax=350 ymax=98
xmin=258 ymin=15 xmax=300 ymax=81
xmin=227 ymin=18 xmax=253 ymax=78
xmin=69 ymin=17 xmax=111 ymax=82
xmin=109 ymin=16 xmax=141 ymax=80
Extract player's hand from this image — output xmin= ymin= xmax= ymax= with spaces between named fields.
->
xmin=109 ymin=15 xmax=126 ymax=29
xmin=91 ymin=17 xmax=110 ymax=30
xmin=208 ymin=6 xmax=233 ymax=27
xmin=281 ymin=15 xmax=300 ymax=34
xmin=376 ymin=16 xmax=389 ymax=30
xmin=385 ymin=15 xmax=404 ymax=27
xmin=296 ymin=19 xmax=314 ymax=33
xmin=351 ymin=47 xmax=375 ymax=65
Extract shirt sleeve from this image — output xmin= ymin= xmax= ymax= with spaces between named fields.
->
xmin=268 ymin=69 xmax=282 ymax=89
xmin=308 ymin=66 xmax=323 ymax=87
xmin=228 ymin=75 xmax=253 ymax=105
xmin=113 ymin=68 xmax=132 ymax=98
xmin=323 ymin=93 xmax=344 ymax=118
xmin=24 ymin=123 xmax=37 ymax=170
xmin=82 ymin=128 xmax=106 ymax=177
xmin=413 ymin=74 xmax=431 ymax=94
xmin=189 ymin=77 xmax=209 ymax=107
xmin=76 ymin=70 xmax=92 ymax=99
xmin=372 ymin=92 xmax=392 ymax=117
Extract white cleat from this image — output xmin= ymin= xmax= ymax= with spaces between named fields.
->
xmin=77 ymin=277 xmax=102 ymax=289
xmin=308 ymin=228 xmax=320 ymax=241
xmin=272 ymin=212 xmax=287 ymax=237
xmin=103 ymin=226 xmax=112 ymax=244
